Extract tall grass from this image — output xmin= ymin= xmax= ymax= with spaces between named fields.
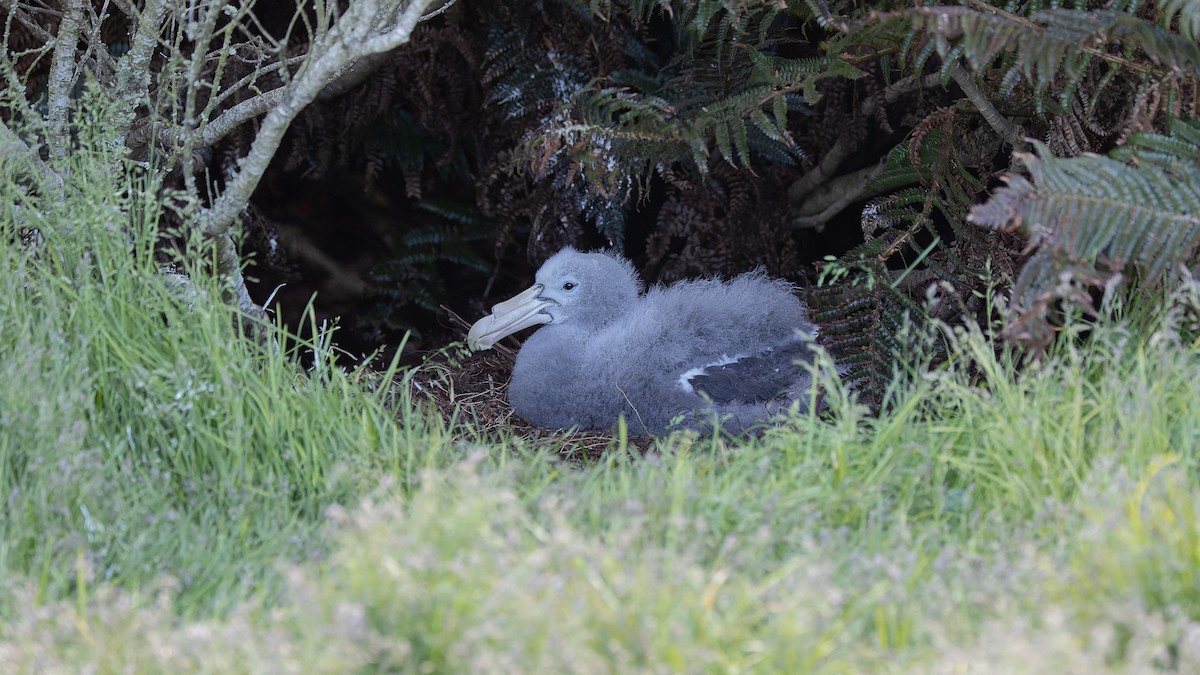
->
xmin=0 ymin=96 xmax=473 ymax=614
xmin=4 ymin=97 xmax=1200 ymax=671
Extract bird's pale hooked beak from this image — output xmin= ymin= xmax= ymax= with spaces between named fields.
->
xmin=466 ymin=284 xmax=554 ymax=351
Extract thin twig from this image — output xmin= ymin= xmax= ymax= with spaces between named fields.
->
xmin=442 ymin=304 xmax=519 ymax=359
xmin=78 ymin=0 xmax=118 ymax=85
xmin=178 ymin=0 xmax=224 ymax=198
xmin=615 ymin=384 xmax=649 ymax=436
xmin=0 ymin=0 xmax=54 ymax=43
xmin=420 ymin=0 xmax=456 ymax=21
xmin=0 ymin=3 xmax=51 ymax=97
xmin=208 ymin=53 xmax=307 ymax=112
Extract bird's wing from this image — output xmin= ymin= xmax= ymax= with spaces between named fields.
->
xmin=593 ymin=271 xmax=817 ymax=430
xmin=682 ymin=340 xmax=815 ymax=404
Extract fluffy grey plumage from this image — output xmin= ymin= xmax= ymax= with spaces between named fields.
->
xmin=467 ymin=247 xmax=819 ymax=435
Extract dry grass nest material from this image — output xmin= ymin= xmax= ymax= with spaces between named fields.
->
xmin=399 ymin=336 xmax=656 ymax=461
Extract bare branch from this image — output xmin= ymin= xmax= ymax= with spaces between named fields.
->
xmin=106 ymin=0 xmax=135 ymax=20
xmin=209 ymin=53 xmax=307 ymax=111
xmin=277 ymin=223 xmax=369 ymax=298
xmin=195 ymin=86 xmax=287 ymax=148
xmin=787 ymin=136 xmax=854 ymax=206
xmin=189 ymin=4 xmax=378 ymax=124
xmin=0 ymin=3 xmax=48 ymax=98
xmin=788 ymin=74 xmax=951 ymax=227
xmin=0 ymin=119 xmax=64 ymax=191
xmin=792 ymin=162 xmax=885 ymax=230
xmin=948 ymin=63 xmax=1029 ymax=151
xmin=198 ymin=0 xmax=440 ymax=237
xmin=317 ymin=50 xmax=393 ymax=100
xmin=0 ymin=0 xmax=55 ymax=44
xmin=178 ymin=0 xmax=225 ymax=197
xmin=78 ymin=0 xmax=118 ymax=86
xmin=198 ymin=1 xmax=258 ymax=124
xmin=787 ymin=72 xmax=942 ymax=206
xmin=6 ymin=0 xmax=438 ymax=321
xmin=212 ymin=228 xmax=267 ymax=325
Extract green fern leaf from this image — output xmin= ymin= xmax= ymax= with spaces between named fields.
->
xmin=713 ymin=120 xmax=733 ymax=164
xmin=771 ymin=93 xmax=787 ymax=130
xmin=969 ymin=134 xmax=1200 ymax=296
xmin=732 ymin=119 xmax=751 ymax=167
xmin=748 ymin=108 xmax=785 ymax=144
xmin=744 ymin=125 xmax=802 ymax=166
xmin=903 ymin=7 xmax=1200 ymax=114
xmin=1157 ymin=0 xmax=1200 ymax=41
xmin=1114 ymin=118 xmax=1200 ymax=166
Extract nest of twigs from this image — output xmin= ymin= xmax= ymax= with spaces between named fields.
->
xmin=398 ymin=310 xmax=656 ymax=461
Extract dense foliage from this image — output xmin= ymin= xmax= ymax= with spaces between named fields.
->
xmin=211 ymin=0 xmax=1192 ymax=398
xmin=8 ymin=1 xmax=1198 ymax=374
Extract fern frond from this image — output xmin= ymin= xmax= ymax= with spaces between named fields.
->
xmin=681 ymin=0 xmax=780 ymax=37
xmin=1104 ymin=10 xmax=1200 ymax=72
xmin=971 ymin=141 xmax=1200 ymax=280
xmin=484 ymin=26 xmax=587 ymax=122
xmin=744 ymin=124 xmax=803 ymax=166
xmin=869 ymin=141 xmax=921 ymax=194
xmin=590 ymin=0 xmax=669 ymax=23
xmin=1156 ymin=0 xmax=1200 ymax=41
xmin=869 ymin=126 xmax=964 ymax=194
xmin=1113 ymin=117 xmax=1200 ymax=167
xmin=898 ymin=7 xmax=1200 ymax=115
xmin=970 ymin=120 xmax=1200 ymax=340
xmin=414 ymin=200 xmax=487 ymax=227
xmin=810 ymin=265 xmax=915 ymax=409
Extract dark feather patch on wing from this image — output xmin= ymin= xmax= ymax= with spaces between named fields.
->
xmin=687 ymin=342 xmax=814 ymax=404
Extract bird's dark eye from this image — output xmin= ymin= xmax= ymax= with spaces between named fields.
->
xmin=562 ymin=282 xmax=576 ymax=291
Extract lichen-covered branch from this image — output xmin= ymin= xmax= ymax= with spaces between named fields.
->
xmin=196 ymin=87 xmax=288 ymax=149
xmin=77 ymin=0 xmax=118 ymax=86
xmin=0 ymin=0 xmax=54 ymax=44
xmin=178 ymin=0 xmax=225 ymax=199
xmin=208 ymin=53 xmax=307 ymax=116
xmin=111 ymin=0 xmax=168 ymax=144
xmin=3 ymin=0 xmax=440 ymax=324
xmin=45 ymin=0 xmax=84 ymax=159
xmin=316 ymin=50 xmax=395 ymax=101
xmin=212 ymin=229 xmax=267 ymax=326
